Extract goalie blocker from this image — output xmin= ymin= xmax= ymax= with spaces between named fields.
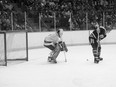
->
xmin=59 ymin=41 xmax=68 ymax=52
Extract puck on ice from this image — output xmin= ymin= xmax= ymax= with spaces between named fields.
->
xmin=86 ymin=59 xmax=89 ymax=61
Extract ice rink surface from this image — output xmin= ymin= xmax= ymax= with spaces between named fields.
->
xmin=0 ymin=44 xmax=116 ymax=87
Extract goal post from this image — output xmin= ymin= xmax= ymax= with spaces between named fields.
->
xmin=0 ymin=31 xmax=7 ymax=66
xmin=0 ymin=31 xmax=28 ymax=66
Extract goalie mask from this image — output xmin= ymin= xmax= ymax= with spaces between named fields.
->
xmin=57 ymin=29 xmax=63 ymax=37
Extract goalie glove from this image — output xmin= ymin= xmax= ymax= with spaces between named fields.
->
xmin=99 ymin=34 xmax=106 ymax=40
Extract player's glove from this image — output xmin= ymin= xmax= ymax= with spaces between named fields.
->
xmin=99 ymin=34 xmax=106 ymax=40
xmin=99 ymin=35 xmax=104 ymax=39
xmin=58 ymin=41 xmax=68 ymax=52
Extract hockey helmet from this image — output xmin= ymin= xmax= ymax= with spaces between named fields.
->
xmin=93 ymin=22 xmax=99 ymax=28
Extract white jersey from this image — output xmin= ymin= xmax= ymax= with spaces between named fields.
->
xmin=44 ymin=33 xmax=62 ymax=46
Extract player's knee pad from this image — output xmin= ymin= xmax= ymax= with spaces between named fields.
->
xmin=98 ymin=47 xmax=101 ymax=56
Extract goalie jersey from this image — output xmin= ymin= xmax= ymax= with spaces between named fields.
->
xmin=89 ymin=26 xmax=107 ymax=40
xmin=44 ymin=33 xmax=62 ymax=46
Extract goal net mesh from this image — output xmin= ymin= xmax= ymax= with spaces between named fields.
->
xmin=0 ymin=31 xmax=28 ymax=66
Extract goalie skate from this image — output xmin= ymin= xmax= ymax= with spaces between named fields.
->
xmin=48 ymin=57 xmax=52 ymax=62
xmin=48 ymin=57 xmax=57 ymax=63
xmin=51 ymin=59 xmax=57 ymax=63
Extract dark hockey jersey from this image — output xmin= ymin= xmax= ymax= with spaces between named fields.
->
xmin=89 ymin=26 xmax=107 ymax=40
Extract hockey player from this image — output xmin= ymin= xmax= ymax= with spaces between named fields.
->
xmin=44 ymin=29 xmax=68 ymax=63
xmin=89 ymin=23 xmax=107 ymax=63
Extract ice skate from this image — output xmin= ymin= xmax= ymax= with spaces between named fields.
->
xmin=98 ymin=57 xmax=103 ymax=61
xmin=94 ymin=58 xmax=100 ymax=64
xmin=48 ymin=56 xmax=57 ymax=63
xmin=51 ymin=59 xmax=57 ymax=63
xmin=48 ymin=57 xmax=52 ymax=62
xmin=53 ymin=60 xmax=57 ymax=63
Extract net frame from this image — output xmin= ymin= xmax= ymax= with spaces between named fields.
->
xmin=0 ymin=31 xmax=28 ymax=66
xmin=0 ymin=31 xmax=7 ymax=66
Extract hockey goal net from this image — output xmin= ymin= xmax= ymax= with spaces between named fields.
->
xmin=0 ymin=31 xmax=28 ymax=66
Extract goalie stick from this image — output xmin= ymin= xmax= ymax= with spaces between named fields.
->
xmin=63 ymin=45 xmax=67 ymax=62
xmin=97 ymin=27 xmax=100 ymax=57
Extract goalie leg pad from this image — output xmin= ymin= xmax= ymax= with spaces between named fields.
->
xmin=51 ymin=44 xmax=61 ymax=61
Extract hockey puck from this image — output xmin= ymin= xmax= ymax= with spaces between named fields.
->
xmin=86 ymin=59 xmax=89 ymax=61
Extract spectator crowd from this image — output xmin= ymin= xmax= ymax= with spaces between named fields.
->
xmin=0 ymin=0 xmax=116 ymax=31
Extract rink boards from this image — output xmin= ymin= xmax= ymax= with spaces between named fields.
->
xmin=28 ymin=30 xmax=116 ymax=49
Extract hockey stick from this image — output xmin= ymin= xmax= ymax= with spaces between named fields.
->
xmin=97 ymin=27 xmax=100 ymax=58
xmin=64 ymin=49 xmax=67 ymax=62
